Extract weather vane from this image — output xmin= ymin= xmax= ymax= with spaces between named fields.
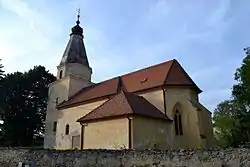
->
xmin=76 ymin=8 xmax=80 ymax=25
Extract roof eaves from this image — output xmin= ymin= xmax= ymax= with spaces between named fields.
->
xmin=133 ymin=113 xmax=172 ymax=121
xmin=77 ymin=113 xmax=132 ymax=123
xmin=57 ymin=92 xmax=116 ymax=110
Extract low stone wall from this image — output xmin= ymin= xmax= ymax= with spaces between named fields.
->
xmin=0 ymin=148 xmax=249 ymax=167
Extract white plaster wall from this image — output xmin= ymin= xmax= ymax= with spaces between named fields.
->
xmin=138 ymin=89 xmax=165 ymax=114
xmin=65 ymin=63 xmax=92 ymax=81
xmin=55 ymin=100 xmax=107 ymax=149
xmin=68 ymin=76 xmax=94 ymax=97
xmin=164 ymin=88 xmax=202 ymax=148
xmin=44 ymin=78 xmax=70 ymax=149
xmin=44 ymin=75 xmax=96 ymax=149
xmin=83 ymin=118 xmax=129 ymax=149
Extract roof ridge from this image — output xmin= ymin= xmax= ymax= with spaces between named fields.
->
xmin=176 ymin=61 xmax=202 ymax=92
xmin=77 ymin=90 xmax=172 ymax=123
xmin=117 ymin=76 xmax=127 ymax=92
xmin=119 ymin=91 xmax=134 ymax=114
xmin=163 ymin=59 xmax=175 ymax=83
xmin=60 ymin=59 xmax=175 ymax=107
xmin=165 ymin=60 xmax=202 ymax=93
xmin=58 ymin=58 xmax=203 ymax=110
xmin=122 ymin=91 xmax=171 ymax=120
xmin=120 ymin=59 xmax=175 ymax=78
xmin=122 ymin=91 xmax=140 ymax=113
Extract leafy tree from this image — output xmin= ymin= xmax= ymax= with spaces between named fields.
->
xmin=232 ymin=47 xmax=250 ymax=108
xmin=0 ymin=66 xmax=56 ymax=146
xmin=232 ymin=47 xmax=250 ymax=146
xmin=213 ymin=47 xmax=250 ymax=148
xmin=213 ymin=100 xmax=248 ymax=147
xmin=0 ymin=59 xmax=4 ymax=140
xmin=0 ymin=59 xmax=4 ymax=79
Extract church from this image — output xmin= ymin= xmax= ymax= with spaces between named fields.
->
xmin=43 ymin=14 xmax=215 ymax=150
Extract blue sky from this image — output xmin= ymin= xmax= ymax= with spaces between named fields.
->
xmin=0 ymin=0 xmax=249 ymax=111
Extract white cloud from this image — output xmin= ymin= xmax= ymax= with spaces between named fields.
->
xmin=0 ymin=0 xmax=247 ymax=112
xmin=0 ymin=0 xmax=63 ymax=74
xmin=206 ymin=0 xmax=231 ymax=27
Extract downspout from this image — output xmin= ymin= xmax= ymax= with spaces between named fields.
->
xmin=127 ymin=116 xmax=132 ymax=149
xmin=80 ymin=122 xmax=86 ymax=150
xmin=162 ymin=87 xmax=167 ymax=115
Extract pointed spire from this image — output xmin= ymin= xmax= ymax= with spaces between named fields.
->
xmin=71 ymin=8 xmax=83 ymax=37
xmin=59 ymin=10 xmax=90 ymax=68
xmin=76 ymin=8 xmax=80 ymax=25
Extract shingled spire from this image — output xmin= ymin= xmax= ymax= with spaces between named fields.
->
xmin=57 ymin=10 xmax=92 ymax=81
xmin=59 ymin=9 xmax=90 ymax=67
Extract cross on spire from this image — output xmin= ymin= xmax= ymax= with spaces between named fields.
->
xmin=76 ymin=8 xmax=80 ymax=25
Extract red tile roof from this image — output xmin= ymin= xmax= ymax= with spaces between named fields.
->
xmin=57 ymin=59 xmax=201 ymax=109
xmin=77 ymin=91 xmax=171 ymax=123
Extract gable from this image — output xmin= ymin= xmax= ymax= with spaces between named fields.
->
xmin=77 ymin=91 xmax=171 ymax=123
xmin=165 ymin=60 xmax=198 ymax=87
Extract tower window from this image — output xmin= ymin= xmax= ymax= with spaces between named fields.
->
xmin=65 ymin=124 xmax=70 ymax=135
xmin=53 ymin=121 xmax=57 ymax=133
xmin=174 ymin=110 xmax=183 ymax=135
xmin=55 ymin=97 xmax=59 ymax=105
xmin=59 ymin=70 xmax=63 ymax=79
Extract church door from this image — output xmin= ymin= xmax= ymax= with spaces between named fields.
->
xmin=72 ymin=135 xmax=80 ymax=149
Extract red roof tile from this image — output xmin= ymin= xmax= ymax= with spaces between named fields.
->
xmin=57 ymin=59 xmax=201 ymax=109
xmin=59 ymin=77 xmax=120 ymax=107
xmin=77 ymin=91 xmax=171 ymax=123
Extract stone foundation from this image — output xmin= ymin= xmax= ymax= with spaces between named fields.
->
xmin=0 ymin=148 xmax=249 ymax=167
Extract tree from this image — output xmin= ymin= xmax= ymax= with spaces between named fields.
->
xmin=0 ymin=66 xmax=56 ymax=146
xmin=0 ymin=59 xmax=4 ymax=140
xmin=232 ymin=47 xmax=250 ymax=146
xmin=232 ymin=47 xmax=250 ymax=108
xmin=0 ymin=59 xmax=4 ymax=79
xmin=213 ymin=100 xmax=248 ymax=147
xmin=213 ymin=47 xmax=250 ymax=148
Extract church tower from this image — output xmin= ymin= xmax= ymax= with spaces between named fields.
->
xmin=57 ymin=12 xmax=92 ymax=81
xmin=44 ymin=12 xmax=93 ymax=149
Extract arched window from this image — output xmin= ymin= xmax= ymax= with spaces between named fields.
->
xmin=53 ymin=121 xmax=57 ymax=133
xmin=65 ymin=124 xmax=69 ymax=135
xmin=174 ymin=110 xmax=183 ymax=135
xmin=59 ymin=70 xmax=63 ymax=79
